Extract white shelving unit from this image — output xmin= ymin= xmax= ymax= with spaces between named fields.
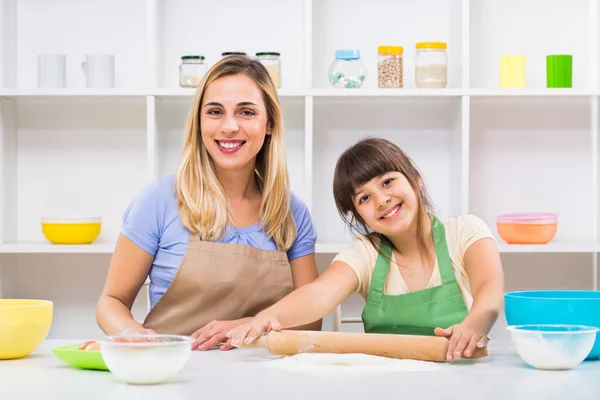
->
xmin=1 ymin=0 xmax=599 ymax=339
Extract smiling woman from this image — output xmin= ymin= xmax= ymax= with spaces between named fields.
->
xmin=95 ymin=56 xmax=321 ymax=351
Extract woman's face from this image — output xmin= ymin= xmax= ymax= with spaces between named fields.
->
xmin=200 ymin=74 xmax=270 ymax=172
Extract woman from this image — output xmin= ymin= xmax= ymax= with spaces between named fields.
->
xmin=96 ymin=55 xmax=321 ymax=351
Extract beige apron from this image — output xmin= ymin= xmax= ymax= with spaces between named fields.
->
xmin=143 ymin=234 xmax=294 ymax=335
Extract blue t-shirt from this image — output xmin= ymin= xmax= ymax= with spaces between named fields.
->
xmin=121 ymin=175 xmax=317 ymax=308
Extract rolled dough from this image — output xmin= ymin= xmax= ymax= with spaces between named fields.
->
xmin=265 ymin=353 xmax=441 ymax=372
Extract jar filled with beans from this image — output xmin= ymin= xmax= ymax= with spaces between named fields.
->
xmin=377 ymin=46 xmax=403 ymax=88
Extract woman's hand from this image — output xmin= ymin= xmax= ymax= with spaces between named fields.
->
xmin=117 ymin=326 xmax=157 ymax=336
xmin=191 ymin=319 xmax=252 ymax=351
xmin=226 ymin=316 xmax=282 ymax=348
xmin=434 ymin=323 xmax=487 ymax=361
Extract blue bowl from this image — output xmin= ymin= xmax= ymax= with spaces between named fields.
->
xmin=505 ymin=291 xmax=600 ymax=360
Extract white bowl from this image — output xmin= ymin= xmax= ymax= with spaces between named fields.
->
xmin=98 ymin=334 xmax=193 ymax=384
xmin=506 ymin=324 xmax=599 ymax=370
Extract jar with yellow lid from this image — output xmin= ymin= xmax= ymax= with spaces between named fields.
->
xmin=415 ymin=42 xmax=447 ymax=88
xmin=378 ymin=46 xmax=403 ymax=88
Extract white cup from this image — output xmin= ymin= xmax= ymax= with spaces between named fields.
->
xmin=81 ymin=54 xmax=115 ymax=88
xmin=38 ymin=54 xmax=66 ymax=88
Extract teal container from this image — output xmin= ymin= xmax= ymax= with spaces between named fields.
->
xmin=546 ymin=55 xmax=572 ymax=88
xmin=505 ymin=290 xmax=600 ymax=360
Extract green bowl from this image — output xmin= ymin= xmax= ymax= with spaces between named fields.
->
xmin=52 ymin=344 xmax=108 ymax=371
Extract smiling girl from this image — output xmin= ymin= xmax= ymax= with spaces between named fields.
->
xmin=228 ymin=137 xmax=505 ymax=361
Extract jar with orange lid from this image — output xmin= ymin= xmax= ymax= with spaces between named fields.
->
xmin=415 ymin=42 xmax=447 ymax=88
xmin=378 ymin=46 xmax=403 ymax=88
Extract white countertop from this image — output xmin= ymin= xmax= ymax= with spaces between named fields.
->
xmin=1 ymin=340 xmax=599 ymax=400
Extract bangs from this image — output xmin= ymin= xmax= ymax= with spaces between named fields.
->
xmin=336 ymin=141 xmax=400 ymax=196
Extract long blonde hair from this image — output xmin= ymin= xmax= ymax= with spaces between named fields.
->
xmin=175 ymin=55 xmax=296 ymax=251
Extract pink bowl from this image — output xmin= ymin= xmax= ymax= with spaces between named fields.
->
xmin=496 ymin=213 xmax=558 ymax=244
xmin=496 ymin=213 xmax=557 ymax=224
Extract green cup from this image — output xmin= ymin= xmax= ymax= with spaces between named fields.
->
xmin=546 ymin=55 xmax=572 ymax=88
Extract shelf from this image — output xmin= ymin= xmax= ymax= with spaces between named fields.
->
xmin=310 ymin=88 xmax=463 ymax=98
xmin=0 ymin=242 xmax=115 ymax=254
xmin=13 ymin=0 xmax=146 ymax=90
xmin=317 ymin=242 xmax=600 ymax=255
xmin=470 ymin=0 xmax=590 ymax=89
xmin=467 ymin=88 xmax=595 ymax=97
xmin=315 ymin=242 xmax=348 ymax=254
xmin=1 ymin=88 xmax=599 ymax=100
xmin=151 ymin=87 xmax=307 ymax=100
xmin=312 ymin=0 xmax=464 ymax=89
xmin=0 ymin=88 xmax=148 ymax=99
xmin=497 ymin=243 xmax=598 ymax=253
xmin=1 ymin=241 xmax=597 ymax=255
xmin=156 ymin=0 xmax=305 ymax=89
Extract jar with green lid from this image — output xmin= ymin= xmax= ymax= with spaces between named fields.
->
xmin=221 ymin=52 xmax=247 ymax=58
xmin=179 ymin=55 xmax=207 ymax=88
xmin=256 ymin=52 xmax=281 ymax=88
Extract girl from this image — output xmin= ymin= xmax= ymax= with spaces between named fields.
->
xmin=96 ymin=56 xmax=321 ymax=351
xmin=227 ymin=137 xmax=505 ymax=361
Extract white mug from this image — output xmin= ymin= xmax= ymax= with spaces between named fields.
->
xmin=38 ymin=54 xmax=66 ymax=88
xmin=81 ymin=54 xmax=115 ymax=88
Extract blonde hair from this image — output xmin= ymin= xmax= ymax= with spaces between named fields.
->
xmin=175 ymin=55 xmax=296 ymax=251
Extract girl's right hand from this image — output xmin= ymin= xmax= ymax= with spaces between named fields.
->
xmin=226 ymin=316 xmax=282 ymax=348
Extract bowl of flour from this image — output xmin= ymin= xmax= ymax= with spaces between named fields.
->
xmin=507 ymin=324 xmax=599 ymax=370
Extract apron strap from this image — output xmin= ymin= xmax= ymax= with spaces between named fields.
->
xmin=366 ymin=236 xmax=393 ymax=302
xmin=431 ymin=215 xmax=457 ymax=284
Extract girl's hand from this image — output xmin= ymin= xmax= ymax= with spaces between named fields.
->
xmin=434 ymin=323 xmax=487 ymax=361
xmin=191 ymin=319 xmax=252 ymax=351
xmin=226 ymin=316 xmax=282 ymax=348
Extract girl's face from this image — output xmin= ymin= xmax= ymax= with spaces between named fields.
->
xmin=200 ymin=74 xmax=270 ymax=172
xmin=352 ymin=171 xmax=420 ymax=237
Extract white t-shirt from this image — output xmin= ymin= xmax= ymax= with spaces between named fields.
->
xmin=332 ymin=214 xmax=497 ymax=310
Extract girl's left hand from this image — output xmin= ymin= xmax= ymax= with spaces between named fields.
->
xmin=191 ymin=318 xmax=251 ymax=351
xmin=434 ymin=323 xmax=487 ymax=361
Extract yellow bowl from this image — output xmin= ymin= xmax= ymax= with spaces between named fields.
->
xmin=0 ymin=299 xmax=53 ymax=359
xmin=41 ymin=216 xmax=102 ymax=244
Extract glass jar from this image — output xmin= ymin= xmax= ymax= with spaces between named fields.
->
xmin=256 ymin=52 xmax=281 ymax=88
xmin=415 ymin=42 xmax=448 ymax=88
xmin=377 ymin=46 xmax=403 ymax=88
xmin=328 ymin=50 xmax=366 ymax=89
xmin=221 ymin=52 xmax=247 ymax=58
xmin=179 ymin=55 xmax=207 ymax=88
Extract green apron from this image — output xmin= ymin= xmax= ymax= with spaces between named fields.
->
xmin=361 ymin=215 xmax=469 ymax=336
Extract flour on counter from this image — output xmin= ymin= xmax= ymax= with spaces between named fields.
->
xmin=263 ymin=353 xmax=442 ymax=373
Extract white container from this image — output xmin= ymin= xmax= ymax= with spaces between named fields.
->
xmin=415 ymin=42 xmax=447 ymax=88
xmin=38 ymin=54 xmax=66 ymax=88
xmin=81 ymin=54 xmax=115 ymax=88
xmin=179 ymin=55 xmax=207 ymax=88
xmin=506 ymin=324 xmax=599 ymax=370
xmin=99 ymin=334 xmax=193 ymax=385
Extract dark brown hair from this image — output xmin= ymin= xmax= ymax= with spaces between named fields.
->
xmin=333 ymin=137 xmax=435 ymax=261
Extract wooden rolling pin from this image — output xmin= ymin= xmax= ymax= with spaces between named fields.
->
xmin=243 ymin=330 xmax=487 ymax=362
